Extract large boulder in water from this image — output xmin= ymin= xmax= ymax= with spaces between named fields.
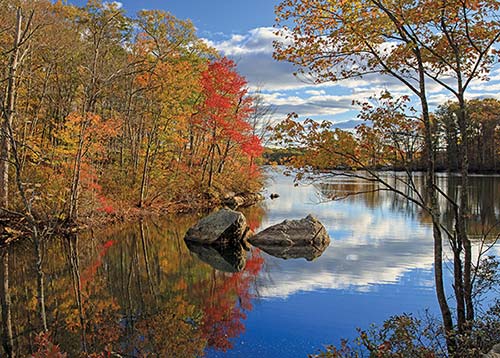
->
xmin=184 ymin=208 xmax=249 ymax=246
xmin=185 ymin=241 xmax=247 ymax=273
xmin=248 ymin=214 xmax=330 ymax=261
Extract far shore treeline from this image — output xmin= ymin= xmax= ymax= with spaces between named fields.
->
xmin=266 ymin=96 xmax=500 ymax=174
xmin=0 ymin=0 xmax=264 ymax=233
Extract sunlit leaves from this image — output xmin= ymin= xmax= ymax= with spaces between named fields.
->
xmin=274 ymin=0 xmax=500 ymax=93
xmin=0 ymin=0 xmax=264 ymax=219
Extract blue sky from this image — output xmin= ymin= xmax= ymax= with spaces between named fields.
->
xmin=67 ymin=1 xmax=500 ymax=128
xmin=68 ymin=0 xmax=280 ymax=35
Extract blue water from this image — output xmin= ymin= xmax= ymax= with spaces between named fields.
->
xmin=206 ymin=168 xmax=499 ymax=357
xmin=9 ymin=167 xmax=499 ymax=357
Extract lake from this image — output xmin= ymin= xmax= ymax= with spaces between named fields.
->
xmin=6 ymin=167 xmax=500 ymax=357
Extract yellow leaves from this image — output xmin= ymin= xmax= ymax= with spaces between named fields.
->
xmin=55 ymin=112 xmax=122 ymax=157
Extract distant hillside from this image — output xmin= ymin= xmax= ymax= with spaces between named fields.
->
xmin=263 ymin=147 xmax=304 ymax=165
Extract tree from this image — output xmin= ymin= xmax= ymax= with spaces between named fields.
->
xmin=131 ymin=10 xmax=207 ymax=207
xmin=274 ymin=0 xmax=500 ymax=352
xmin=66 ymin=1 xmax=130 ymax=221
xmin=436 ymin=99 xmax=500 ymax=172
xmin=195 ymin=58 xmax=260 ymax=188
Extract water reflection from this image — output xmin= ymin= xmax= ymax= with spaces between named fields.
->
xmin=314 ymin=172 xmax=500 ymax=237
xmin=185 ymin=241 xmax=248 ymax=273
xmin=256 ymin=169 xmax=500 ymax=299
xmin=6 ymin=216 xmax=264 ymax=356
xmin=3 ymin=168 xmax=499 ymax=357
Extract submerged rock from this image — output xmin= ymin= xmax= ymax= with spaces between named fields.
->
xmin=270 ymin=193 xmax=280 ymax=199
xmin=248 ymin=214 xmax=330 ymax=261
xmin=223 ymin=192 xmax=264 ymax=209
xmin=185 ymin=241 xmax=247 ymax=273
xmin=184 ymin=208 xmax=248 ymax=246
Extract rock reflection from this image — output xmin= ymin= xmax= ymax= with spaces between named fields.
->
xmin=185 ymin=241 xmax=247 ymax=272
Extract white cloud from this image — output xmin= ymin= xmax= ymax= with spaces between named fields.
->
xmin=305 ymin=90 xmax=327 ymax=96
xmin=256 ymin=92 xmax=359 ymax=121
xmin=204 ymin=26 xmax=500 ymax=123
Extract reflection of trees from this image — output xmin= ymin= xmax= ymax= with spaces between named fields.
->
xmin=315 ymin=173 xmax=500 ymax=238
xmin=1 ymin=247 xmax=14 ymax=357
xmin=200 ymin=252 xmax=264 ymax=351
xmin=241 ymin=205 xmax=266 ymax=232
xmin=4 ymin=212 xmax=264 ymax=356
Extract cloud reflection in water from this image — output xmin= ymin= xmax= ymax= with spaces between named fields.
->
xmin=255 ymin=169 xmax=439 ymax=298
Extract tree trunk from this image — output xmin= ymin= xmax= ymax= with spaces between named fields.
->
xmin=138 ymin=132 xmax=153 ymax=208
xmin=456 ymin=96 xmax=474 ymax=324
xmin=68 ymin=124 xmax=85 ymax=221
xmin=0 ymin=8 xmax=23 ymax=209
xmin=217 ymin=139 xmax=231 ymax=174
xmin=417 ymin=60 xmax=455 ymax=350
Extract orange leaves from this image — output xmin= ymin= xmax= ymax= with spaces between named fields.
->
xmin=272 ymin=90 xmax=423 ymax=171
xmin=274 ymin=0 xmax=500 ymax=96
xmin=57 ymin=112 xmax=122 ymax=161
xmin=1 ymin=0 xmax=264 ymax=221
xmin=354 ymin=91 xmax=422 ymax=167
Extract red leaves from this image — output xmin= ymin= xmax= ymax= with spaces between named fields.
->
xmin=201 ymin=251 xmax=264 ymax=351
xmin=198 ymin=58 xmax=253 ymax=139
xmin=195 ymin=57 xmax=264 ymax=181
xmin=97 ymin=196 xmax=115 ymax=215
xmin=31 ymin=332 xmax=68 ymax=358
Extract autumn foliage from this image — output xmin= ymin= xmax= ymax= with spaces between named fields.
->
xmin=0 ymin=0 xmax=264 ymax=226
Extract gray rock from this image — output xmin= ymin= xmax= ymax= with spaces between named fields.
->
xmin=249 ymin=214 xmax=330 ymax=261
xmin=484 ymin=344 xmax=500 ymax=358
xmin=184 ymin=209 xmax=248 ymax=245
xmin=185 ymin=241 xmax=247 ymax=273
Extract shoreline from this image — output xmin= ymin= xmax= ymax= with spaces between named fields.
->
xmin=0 ymin=191 xmax=265 ymax=247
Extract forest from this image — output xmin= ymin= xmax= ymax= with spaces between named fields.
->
xmin=0 ymin=0 xmax=264 ymax=237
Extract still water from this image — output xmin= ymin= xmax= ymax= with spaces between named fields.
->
xmin=6 ymin=167 xmax=500 ymax=357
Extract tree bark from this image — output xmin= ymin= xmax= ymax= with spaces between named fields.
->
xmin=456 ymin=96 xmax=474 ymax=324
xmin=138 ymin=132 xmax=153 ymax=208
xmin=416 ymin=58 xmax=455 ymax=349
xmin=0 ymin=8 xmax=23 ymax=209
